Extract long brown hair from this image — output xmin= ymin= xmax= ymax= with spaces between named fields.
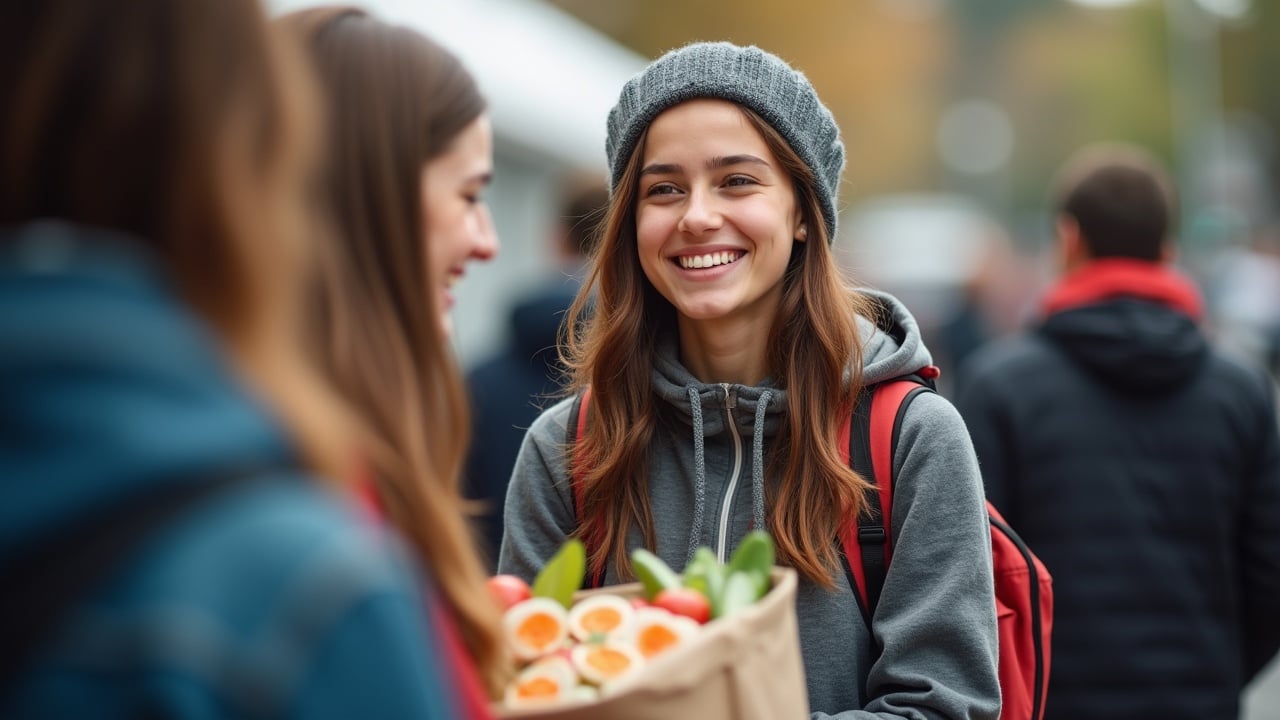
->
xmin=0 ymin=0 xmax=350 ymax=477
xmin=564 ymin=105 xmax=877 ymax=588
xmin=278 ymin=6 xmax=508 ymax=694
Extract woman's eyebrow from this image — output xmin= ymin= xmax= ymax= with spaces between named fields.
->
xmin=640 ymin=162 xmax=681 ymax=177
xmin=708 ymin=154 xmax=768 ymax=170
xmin=641 ymin=155 xmax=769 ymax=177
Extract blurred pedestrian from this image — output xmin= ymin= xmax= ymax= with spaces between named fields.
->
xmin=955 ymin=143 xmax=1280 ymax=720
xmin=0 ymin=0 xmax=467 ymax=717
xmin=499 ymin=41 xmax=1000 ymax=718
xmin=464 ymin=175 xmax=607 ymax=568
xmin=278 ymin=6 xmax=508 ymax=711
xmin=1206 ymin=223 xmax=1280 ymax=380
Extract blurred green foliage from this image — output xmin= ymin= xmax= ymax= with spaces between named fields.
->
xmin=550 ymin=0 xmax=1278 ymax=242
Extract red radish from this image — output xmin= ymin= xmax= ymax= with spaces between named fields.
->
xmin=652 ymin=587 xmax=712 ymax=624
xmin=487 ymin=574 xmax=533 ymax=611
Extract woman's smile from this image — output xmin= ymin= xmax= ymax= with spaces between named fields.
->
xmin=674 ymin=249 xmax=746 ymax=270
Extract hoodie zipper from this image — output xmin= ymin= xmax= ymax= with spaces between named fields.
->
xmin=715 ymin=383 xmax=743 ymax=563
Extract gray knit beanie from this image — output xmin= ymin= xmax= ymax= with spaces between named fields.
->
xmin=606 ymin=41 xmax=845 ymax=242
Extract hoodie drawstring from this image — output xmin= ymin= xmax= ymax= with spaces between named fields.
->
xmin=751 ymin=390 xmax=772 ymax=533
xmin=685 ymin=386 xmax=772 ymax=563
xmin=686 ymin=385 xmax=707 ymax=564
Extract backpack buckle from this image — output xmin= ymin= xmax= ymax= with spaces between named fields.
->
xmin=858 ymin=526 xmax=886 ymax=545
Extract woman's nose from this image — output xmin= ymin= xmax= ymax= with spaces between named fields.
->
xmin=471 ymin=204 xmax=498 ymax=260
xmin=676 ymin=188 xmax=722 ymax=236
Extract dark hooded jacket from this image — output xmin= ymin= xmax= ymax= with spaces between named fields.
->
xmin=955 ymin=259 xmax=1280 ymax=720
xmin=465 ymin=283 xmax=578 ymax=568
xmin=0 ymin=222 xmax=464 ymax=719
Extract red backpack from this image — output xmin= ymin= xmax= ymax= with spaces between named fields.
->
xmin=839 ymin=377 xmax=1053 ymax=720
xmin=569 ymin=378 xmax=1053 ymax=720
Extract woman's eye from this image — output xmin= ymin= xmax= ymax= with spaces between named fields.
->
xmin=645 ymin=183 xmax=680 ymax=197
xmin=725 ymin=175 xmax=756 ymax=187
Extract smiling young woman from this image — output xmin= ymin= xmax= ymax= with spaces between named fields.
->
xmin=635 ymin=98 xmax=804 ymax=380
xmin=498 ymin=42 xmax=1002 ymax=718
xmin=277 ymin=6 xmax=507 ymax=713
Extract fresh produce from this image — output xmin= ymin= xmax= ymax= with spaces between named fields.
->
xmin=570 ymin=640 xmax=645 ymax=685
xmin=487 ymin=574 xmax=533 ymax=611
xmin=627 ymin=607 xmax=699 ymax=659
xmin=532 ymin=538 xmax=586 ymax=609
xmin=631 ymin=548 xmax=682 ymax=599
xmin=505 ymin=656 xmax=581 ymax=708
xmin=681 ymin=547 xmax=727 ymax=618
xmin=503 ymin=597 xmax=570 ymax=661
xmin=566 ymin=594 xmax=635 ymax=641
xmin=495 ymin=532 xmax=777 ymax=709
xmin=652 ymin=587 xmax=711 ymax=624
xmin=719 ymin=570 xmax=760 ymax=618
xmin=726 ymin=530 xmax=776 ymax=600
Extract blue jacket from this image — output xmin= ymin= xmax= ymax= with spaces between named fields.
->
xmin=0 ymin=222 xmax=463 ymax=719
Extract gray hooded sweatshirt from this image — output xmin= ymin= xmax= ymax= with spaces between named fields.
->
xmin=498 ymin=290 xmax=1000 ymax=719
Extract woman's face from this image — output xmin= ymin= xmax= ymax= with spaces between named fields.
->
xmin=634 ymin=99 xmax=803 ymax=330
xmin=422 ymin=112 xmax=498 ymax=337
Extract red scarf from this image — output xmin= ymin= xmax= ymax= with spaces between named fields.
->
xmin=355 ymin=473 xmax=495 ymax=720
xmin=1040 ymin=258 xmax=1204 ymax=321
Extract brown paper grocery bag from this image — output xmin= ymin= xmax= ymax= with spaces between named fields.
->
xmin=495 ymin=566 xmax=808 ymax=720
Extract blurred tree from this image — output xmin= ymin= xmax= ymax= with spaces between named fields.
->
xmin=997 ymin=4 xmax=1173 ymax=222
xmin=549 ymin=0 xmax=1276 ymax=233
xmin=549 ymin=0 xmax=952 ymax=202
xmin=1221 ymin=3 xmax=1280 ymax=213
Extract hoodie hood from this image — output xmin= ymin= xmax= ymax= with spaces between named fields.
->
xmin=1038 ymin=259 xmax=1209 ymax=394
xmin=649 ymin=288 xmax=935 ymax=418
xmin=0 ymin=221 xmax=295 ymax=565
xmin=647 ymin=288 xmax=934 ymax=561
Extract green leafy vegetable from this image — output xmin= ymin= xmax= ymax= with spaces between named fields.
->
xmin=726 ymin=530 xmax=775 ymax=600
xmin=631 ymin=548 xmax=682 ymax=601
xmin=532 ymin=538 xmax=586 ymax=609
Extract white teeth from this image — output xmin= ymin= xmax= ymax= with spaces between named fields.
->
xmin=678 ymin=251 xmax=740 ymax=270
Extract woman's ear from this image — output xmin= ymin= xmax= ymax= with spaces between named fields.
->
xmin=795 ymin=222 xmax=807 ymax=242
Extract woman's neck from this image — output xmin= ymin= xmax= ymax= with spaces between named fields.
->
xmin=676 ymin=315 xmax=772 ymax=386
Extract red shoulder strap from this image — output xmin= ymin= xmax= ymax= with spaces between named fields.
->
xmin=869 ymin=379 xmax=920 ymax=536
xmin=570 ymin=386 xmax=591 ymax=525
xmin=836 ymin=413 xmax=871 ymax=603
xmin=838 ymin=378 xmax=929 ymax=613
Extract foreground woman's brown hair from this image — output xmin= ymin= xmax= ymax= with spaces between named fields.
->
xmin=0 ymin=0 xmax=348 ymax=473
xmin=278 ymin=6 xmax=508 ymax=695
xmin=0 ymin=0 xmax=470 ymax=716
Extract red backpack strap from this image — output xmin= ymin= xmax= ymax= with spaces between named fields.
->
xmin=839 ymin=375 xmax=935 ymax=628
xmin=568 ymin=387 xmax=590 ymax=524
xmin=567 ymin=387 xmax=604 ymax=588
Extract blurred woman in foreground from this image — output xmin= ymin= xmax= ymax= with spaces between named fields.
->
xmin=0 ymin=0 xmax=465 ymax=716
xmin=278 ymin=6 xmax=508 ymax=711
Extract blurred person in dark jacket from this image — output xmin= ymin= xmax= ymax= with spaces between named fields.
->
xmin=0 ymin=1 xmax=469 ymax=717
xmin=955 ymin=143 xmax=1280 ymax=720
xmin=464 ymin=176 xmax=607 ymax=568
